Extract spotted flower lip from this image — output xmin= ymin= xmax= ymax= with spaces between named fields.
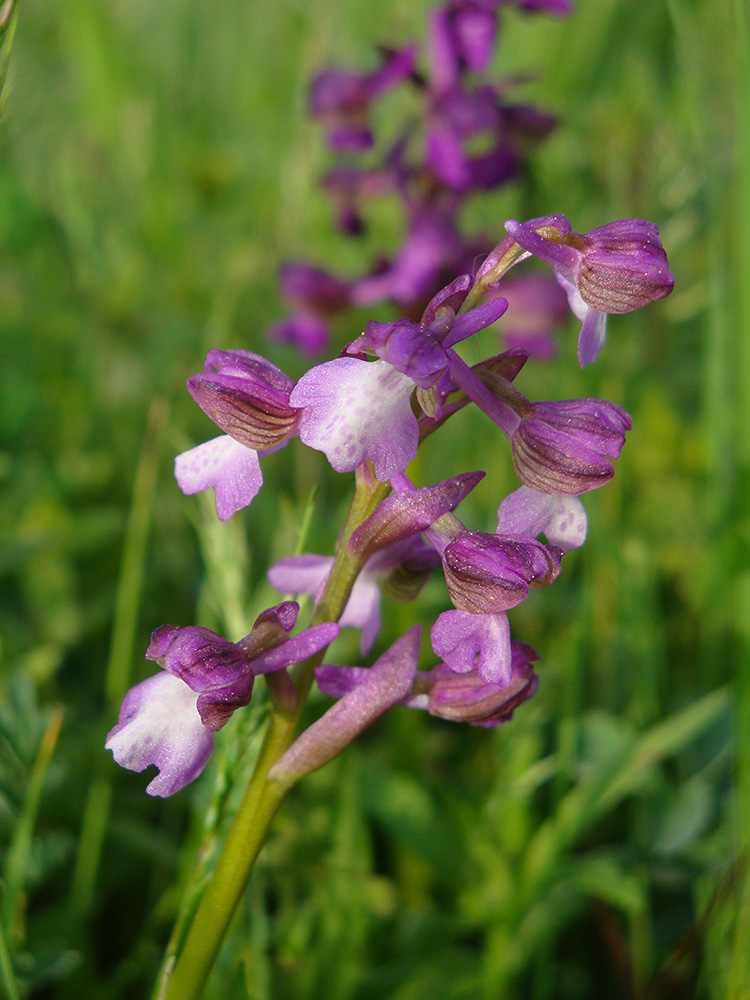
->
xmin=497 ymin=486 xmax=587 ymax=553
xmin=106 ymin=603 xmax=339 ymax=797
xmin=510 ymin=397 xmax=632 ymax=495
xmin=187 ymin=349 xmax=299 ymax=452
xmin=430 ymin=607 xmax=512 ymax=684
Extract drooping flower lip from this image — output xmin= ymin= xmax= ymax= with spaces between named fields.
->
xmin=187 ymin=350 xmax=299 ymax=451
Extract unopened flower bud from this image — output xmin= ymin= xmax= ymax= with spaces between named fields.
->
xmin=442 ymin=530 xmax=562 ymax=613
xmin=187 ymin=349 xmax=299 ymax=451
xmin=510 ymin=398 xmax=632 ymax=495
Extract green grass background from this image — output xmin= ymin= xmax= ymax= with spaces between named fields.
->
xmin=0 ymin=0 xmax=747 ymax=997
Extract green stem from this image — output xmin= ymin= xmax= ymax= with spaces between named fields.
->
xmin=157 ymin=470 xmax=390 ymax=1000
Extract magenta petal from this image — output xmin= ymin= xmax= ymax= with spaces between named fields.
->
xmin=431 ymin=609 xmax=512 ymax=684
xmin=174 ymin=435 xmax=263 ymax=521
xmin=291 ymin=358 xmax=418 ymax=481
xmin=497 ymin=486 xmax=587 ymax=552
xmin=105 ymin=673 xmax=214 ymax=797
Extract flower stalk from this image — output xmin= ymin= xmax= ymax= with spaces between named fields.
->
xmin=156 ymin=470 xmax=389 ymax=1000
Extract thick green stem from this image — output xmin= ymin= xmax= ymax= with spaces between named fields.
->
xmin=157 ymin=471 xmax=391 ymax=1000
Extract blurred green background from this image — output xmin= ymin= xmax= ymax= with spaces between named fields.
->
xmin=0 ymin=0 xmax=747 ymax=997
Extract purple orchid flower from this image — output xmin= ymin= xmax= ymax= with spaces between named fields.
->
xmin=316 ymin=637 xmax=539 ymax=728
xmin=425 ymin=482 xmax=586 ymax=684
xmin=175 ymin=350 xmax=299 ymax=520
xmin=509 ymin=397 xmax=632 ymax=494
xmin=504 ymin=215 xmax=674 ymax=366
xmin=289 ymin=280 xmax=508 ymax=481
xmin=106 ymin=602 xmax=339 ymax=796
xmin=427 ymin=3 xmax=500 ymax=92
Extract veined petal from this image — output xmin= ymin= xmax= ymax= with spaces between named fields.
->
xmin=291 ymin=358 xmax=418 ymax=481
xmin=174 ymin=435 xmax=263 ymax=521
xmin=105 ymin=672 xmax=213 ymax=797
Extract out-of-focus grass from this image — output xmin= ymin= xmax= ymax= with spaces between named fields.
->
xmin=0 ymin=0 xmax=742 ymax=998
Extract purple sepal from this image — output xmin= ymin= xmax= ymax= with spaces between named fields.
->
xmin=407 ymin=640 xmax=539 ymax=725
xmin=497 ymin=485 xmax=587 ymax=552
xmin=442 ymin=530 xmax=562 ymax=613
xmin=511 ymin=398 xmax=632 ymax=495
xmin=350 ymin=471 xmax=484 ymax=557
xmin=174 ymin=435 xmax=263 ymax=521
xmin=431 ymin=608 xmax=512 ymax=684
xmin=187 ymin=350 xmax=299 ymax=451
xmin=290 ymin=357 xmax=418 ymax=481
xmin=269 ymin=627 xmax=421 ymax=786
xmin=106 ymin=672 xmax=214 ymax=797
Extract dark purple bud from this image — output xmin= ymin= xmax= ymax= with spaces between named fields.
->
xmin=146 ymin=625 xmax=256 ymax=732
xmin=505 ymin=217 xmax=674 ymax=314
xmin=349 ymin=471 xmax=485 ymax=558
xmin=442 ymin=530 xmax=562 ymax=613
xmin=511 ymin=397 xmax=632 ymax=494
xmin=187 ymin=350 xmax=299 ymax=451
xmin=408 ymin=640 xmax=539 ymax=726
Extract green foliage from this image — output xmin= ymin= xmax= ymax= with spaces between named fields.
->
xmin=0 ymin=0 xmax=744 ymax=997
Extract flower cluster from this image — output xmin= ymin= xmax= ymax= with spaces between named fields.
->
xmin=271 ymin=0 xmax=573 ymax=358
xmin=107 ymin=208 xmax=673 ymax=795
